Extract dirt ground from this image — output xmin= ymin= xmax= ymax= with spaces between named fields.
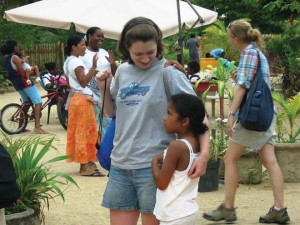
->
xmin=1 ymin=85 xmax=299 ymax=225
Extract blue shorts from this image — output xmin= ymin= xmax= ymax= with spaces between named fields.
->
xmin=102 ymin=165 xmax=156 ymax=213
xmin=18 ymin=85 xmax=42 ymax=105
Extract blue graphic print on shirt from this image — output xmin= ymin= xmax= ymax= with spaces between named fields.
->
xmin=118 ymin=82 xmax=150 ymax=100
xmin=117 ymin=82 xmax=150 ymax=106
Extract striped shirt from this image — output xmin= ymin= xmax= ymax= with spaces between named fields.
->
xmin=237 ymin=44 xmax=271 ymax=89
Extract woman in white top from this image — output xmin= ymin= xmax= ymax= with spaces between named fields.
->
xmin=63 ymin=35 xmax=104 ymax=177
xmin=81 ymin=27 xmax=117 ymax=116
xmin=80 ymin=27 xmax=117 ymax=174
xmin=152 ymin=93 xmax=208 ymax=225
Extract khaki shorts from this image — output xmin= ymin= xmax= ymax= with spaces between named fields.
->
xmin=230 ymin=114 xmax=277 ymax=151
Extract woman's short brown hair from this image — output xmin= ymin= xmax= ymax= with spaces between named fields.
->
xmin=117 ymin=17 xmax=164 ymax=64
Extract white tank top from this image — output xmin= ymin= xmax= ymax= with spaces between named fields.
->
xmin=11 ymin=55 xmax=17 ymax=70
xmin=153 ymin=139 xmax=200 ymax=222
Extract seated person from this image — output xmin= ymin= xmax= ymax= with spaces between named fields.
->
xmin=42 ymin=62 xmax=68 ymax=90
xmin=187 ymin=61 xmax=200 ymax=82
xmin=17 ymin=50 xmax=41 ymax=85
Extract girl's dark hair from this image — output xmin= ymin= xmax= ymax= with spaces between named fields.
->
xmin=117 ymin=17 xmax=164 ymax=64
xmin=170 ymin=93 xmax=208 ymax=136
xmin=64 ymin=35 xmax=83 ymax=56
xmin=85 ymin=27 xmax=103 ymax=45
xmin=0 ymin=39 xmax=18 ymax=55
xmin=44 ymin=62 xmax=57 ymax=72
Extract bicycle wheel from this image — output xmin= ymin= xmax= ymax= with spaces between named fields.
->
xmin=57 ymin=100 xmax=68 ymax=130
xmin=0 ymin=103 xmax=28 ymax=134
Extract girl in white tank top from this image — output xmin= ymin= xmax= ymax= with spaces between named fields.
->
xmin=152 ymin=93 xmax=208 ymax=224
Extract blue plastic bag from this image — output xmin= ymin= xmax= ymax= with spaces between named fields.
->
xmin=97 ymin=118 xmax=116 ymax=171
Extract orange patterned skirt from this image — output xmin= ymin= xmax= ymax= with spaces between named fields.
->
xmin=66 ymin=93 xmax=98 ymax=164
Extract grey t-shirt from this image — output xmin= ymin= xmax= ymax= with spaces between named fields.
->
xmin=110 ymin=58 xmax=196 ymax=169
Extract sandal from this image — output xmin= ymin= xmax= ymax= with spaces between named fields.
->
xmin=87 ymin=161 xmax=99 ymax=171
xmin=80 ymin=170 xmax=105 ymax=177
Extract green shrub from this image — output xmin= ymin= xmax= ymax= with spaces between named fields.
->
xmin=266 ymin=21 xmax=300 ymax=97
xmin=1 ymin=134 xmax=78 ymax=220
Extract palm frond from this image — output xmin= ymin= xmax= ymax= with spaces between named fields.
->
xmin=0 ymin=135 xmax=78 ymax=219
xmin=272 ymin=92 xmax=300 ymax=141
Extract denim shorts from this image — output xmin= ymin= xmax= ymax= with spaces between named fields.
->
xmin=18 ymin=85 xmax=42 ymax=104
xmin=102 ymin=165 xmax=156 ymax=213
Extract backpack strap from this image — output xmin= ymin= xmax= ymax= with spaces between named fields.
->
xmin=239 ymin=48 xmax=261 ymax=117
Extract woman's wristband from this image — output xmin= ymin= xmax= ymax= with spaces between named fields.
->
xmin=228 ymin=111 xmax=236 ymax=117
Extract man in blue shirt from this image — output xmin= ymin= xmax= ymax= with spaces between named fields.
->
xmin=186 ymin=33 xmax=200 ymax=63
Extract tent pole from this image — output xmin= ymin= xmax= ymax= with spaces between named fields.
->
xmin=185 ymin=0 xmax=205 ymax=25
xmin=176 ymin=0 xmax=184 ymax=66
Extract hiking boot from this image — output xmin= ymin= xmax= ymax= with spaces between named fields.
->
xmin=203 ymin=203 xmax=237 ymax=222
xmin=259 ymin=206 xmax=290 ymax=224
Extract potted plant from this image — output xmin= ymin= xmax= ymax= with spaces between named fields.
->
xmin=198 ymin=118 xmax=228 ymax=192
xmin=194 ymin=63 xmax=235 ymax=119
xmin=205 ymin=118 xmax=263 ymax=186
xmin=272 ymin=92 xmax=300 ymax=182
xmin=1 ymin=133 xmax=78 ymax=224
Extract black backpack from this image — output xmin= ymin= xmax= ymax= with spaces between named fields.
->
xmin=238 ymin=50 xmax=274 ymax=132
xmin=0 ymin=144 xmax=20 ymax=209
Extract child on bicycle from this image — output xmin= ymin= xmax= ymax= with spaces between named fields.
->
xmin=152 ymin=93 xmax=208 ymax=225
xmin=17 ymin=50 xmax=41 ymax=85
xmin=43 ymin=62 xmax=68 ymax=90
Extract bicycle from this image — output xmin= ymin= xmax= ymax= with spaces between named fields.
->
xmin=0 ymin=74 xmax=69 ymax=134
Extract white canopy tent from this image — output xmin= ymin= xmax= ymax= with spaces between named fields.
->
xmin=4 ymin=0 xmax=218 ymax=40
